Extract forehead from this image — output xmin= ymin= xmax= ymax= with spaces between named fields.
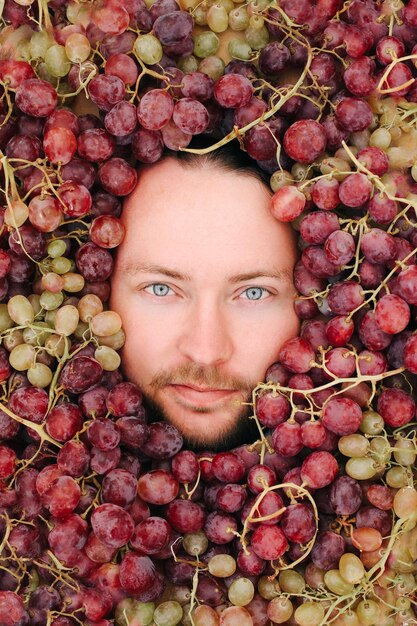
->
xmin=116 ymin=158 xmax=297 ymax=272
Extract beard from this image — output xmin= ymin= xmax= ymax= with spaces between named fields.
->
xmin=141 ymin=391 xmax=261 ymax=453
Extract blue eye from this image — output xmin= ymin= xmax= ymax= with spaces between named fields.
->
xmin=243 ymin=287 xmax=269 ymax=300
xmin=146 ymin=283 xmax=173 ymax=296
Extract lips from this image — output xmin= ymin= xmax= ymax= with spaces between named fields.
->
xmin=168 ymin=384 xmax=237 ymax=407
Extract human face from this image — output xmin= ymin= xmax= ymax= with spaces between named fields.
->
xmin=110 ymin=158 xmax=300 ymax=451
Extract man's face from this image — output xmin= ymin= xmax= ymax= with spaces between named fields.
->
xmin=110 ymin=158 xmax=300 ymax=451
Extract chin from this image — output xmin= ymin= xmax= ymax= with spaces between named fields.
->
xmin=142 ymin=394 xmax=260 ymax=453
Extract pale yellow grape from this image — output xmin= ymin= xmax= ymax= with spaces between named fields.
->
xmin=94 ymin=346 xmax=121 ymax=371
xmin=207 ymin=4 xmax=229 ymax=32
xmin=51 ymin=256 xmax=73 ymax=275
xmin=134 ymin=34 xmax=163 ymax=65
xmin=393 ymin=437 xmax=416 ymax=466
xmin=338 ymin=433 xmax=370 ymax=458
xmin=369 ymin=127 xmax=391 ymax=149
xmin=5 ymin=200 xmax=29 ymax=227
xmin=228 ymin=5 xmax=249 ymax=29
xmin=247 ymin=0 xmax=270 ymax=14
xmin=78 ymin=294 xmax=104 ymax=323
xmin=153 ymin=600 xmax=183 ymax=626
xmin=411 ymin=162 xmax=417 ymax=182
xmin=248 ymin=14 xmax=263 ymax=28
xmin=292 ymin=162 xmax=311 ymax=181
xmin=257 ymin=575 xmax=280 ymax=599
xmin=351 ymin=129 xmax=371 ymax=150
xmin=270 ymin=170 xmax=292 ymax=192
xmin=339 ymin=553 xmax=365 ymax=584
xmin=9 ymin=343 xmax=35 ymax=371
xmin=208 ymin=554 xmax=236 ymax=578
xmin=65 ymin=33 xmax=91 ymax=63
xmin=396 ymin=597 xmax=411 ymax=611
xmin=192 ymin=604 xmax=219 ymax=626
xmin=194 ymin=4 xmax=208 ymax=25
xmin=228 ymin=578 xmax=254 ymax=606
xmin=45 ymin=44 xmax=71 ymax=77
xmin=28 ymin=295 xmax=42 ymax=316
xmin=0 ymin=305 xmax=13 ymax=333
xmin=355 ymin=600 xmax=379 ymax=625
xmin=66 ymin=0 xmax=92 ymax=26
xmin=8 ymin=295 xmax=35 ymax=325
xmin=218 ymin=606 xmax=253 ymax=626
xmin=3 ymin=329 xmax=24 ymax=352
xmin=324 ymin=569 xmax=354 ymax=595
xmin=96 ymin=329 xmax=125 ymax=350
xmin=41 ymin=272 xmax=65 ymax=293
xmin=45 ymin=334 xmax=67 ymax=358
xmin=228 ymin=40 xmax=252 ymax=60
xmin=30 ymin=30 xmax=54 ymax=59
xmin=27 ymin=362 xmax=53 ymax=388
xmin=91 ymin=311 xmax=122 ymax=337
xmin=47 ymin=240 xmax=67 ymax=258
xmin=393 ymin=486 xmax=417 ymax=518
xmin=198 ymin=56 xmax=225 ymax=80
xmin=40 ymin=291 xmax=64 ymax=311
xmin=294 ymin=601 xmax=325 ymax=626
xmin=54 ymin=305 xmax=79 ymax=336
xmin=182 ymin=531 xmax=208 ymax=556
xmin=345 ymin=457 xmax=377 ymax=480
xmin=23 ymin=323 xmax=49 ymax=346
xmin=278 ymin=570 xmax=305 ymax=594
xmin=331 ymin=610 xmax=361 ymax=626
xmin=62 ymin=272 xmax=85 ymax=293
xmin=45 ymin=309 xmax=58 ymax=326
xmin=74 ymin=321 xmax=90 ymax=340
xmin=245 ymin=23 xmax=269 ymax=50
xmin=320 ymin=157 xmax=351 ymax=179
xmin=370 ymin=437 xmax=391 ymax=465
xmin=218 ymin=0 xmax=234 ymax=11
xmin=360 ymin=410 xmax=384 ymax=435
xmin=266 ymin=597 xmax=293 ymax=623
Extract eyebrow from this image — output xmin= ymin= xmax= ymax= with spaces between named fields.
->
xmin=123 ymin=263 xmax=292 ymax=283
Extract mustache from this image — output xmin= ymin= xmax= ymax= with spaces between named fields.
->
xmin=149 ymin=363 xmax=259 ymax=393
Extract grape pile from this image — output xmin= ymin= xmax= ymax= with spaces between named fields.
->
xmin=0 ymin=0 xmax=416 ymax=624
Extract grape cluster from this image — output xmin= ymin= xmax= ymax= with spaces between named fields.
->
xmin=0 ymin=0 xmax=416 ymax=625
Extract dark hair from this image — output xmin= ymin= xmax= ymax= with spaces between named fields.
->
xmin=163 ymin=135 xmax=271 ymax=188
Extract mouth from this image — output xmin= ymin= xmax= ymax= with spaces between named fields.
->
xmin=168 ymin=384 xmax=238 ymax=407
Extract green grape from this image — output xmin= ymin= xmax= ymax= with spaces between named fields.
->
xmin=386 ymin=466 xmax=409 ymax=488
xmin=206 ymin=4 xmax=229 ymax=32
xmin=40 ymin=291 xmax=64 ymax=312
xmin=182 ymin=531 xmax=208 ymax=556
xmin=47 ymin=240 xmax=67 ymax=258
xmin=0 ymin=305 xmax=14 ymax=333
xmin=393 ymin=437 xmax=416 ymax=466
xmin=345 ymin=457 xmax=377 ymax=480
xmin=270 ymin=170 xmax=292 ymax=192
xmin=324 ymin=569 xmax=355 ymax=595
xmin=51 ymin=256 xmax=73 ymax=275
xmin=355 ymin=600 xmax=379 ymax=625
xmin=177 ymin=55 xmax=199 ymax=73
xmin=217 ymin=0 xmax=234 ymax=11
xmin=134 ymin=34 xmax=163 ymax=65
xmin=9 ymin=344 xmax=36 ymax=371
xmin=44 ymin=44 xmax=71 ymax=77
xmin=153 ymin=601 xmax=183 ymax=626
xmin=339 ymin=553 xmax=365 ymax=584
xmin=36 ymin=62 xmax=59 ymax=86
xmin=115 ymin=599 xmax=155 ymax=626
xmin=228 ymin=577 xmax=254 ymax=606
xmin=193 ymin=31 xmax=220 ymax=58
xmin=245 ymin=23 xmax=269 ymax=49
xmin=8 ymin=295 xmax=35 ymax=325
xmin=369 ymin=437 xmax=391 ymax=465
xmin=338 ymin=433 xmax=370 ymax=458
xmin=257 ymin=575 xmax=280 ymax=599
xmin=23 ymin=323 xmax=49 ymax=347
xmin=193 ymin=3 xmax=208 ymax=25
xmin=27 ymin=362 xmax=53 ymax=388
xmin=359 ymin=410 xmax=384 ymax=435
xmin=278 ymin=570 xmax=305 ymax=594
xmin=198 ymin=55 xmax=225 ymax=80
xmin=208 ymin=554 xmax=236 ymax=577
xmin=30 ymin=30 xmax=54 ymax=59
xmin=228 ymin=39 xmax=252 ymax=60
xmin=294 ymin=601 xmax=325 ymax=626
xmin=94 ymin=346 xmax=121 ymax=371
xmin=229 ymin=5 xmax=249 ymax=30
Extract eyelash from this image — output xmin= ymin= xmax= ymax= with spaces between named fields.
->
xmin=143 ymin=283 xmax=274 ymax=301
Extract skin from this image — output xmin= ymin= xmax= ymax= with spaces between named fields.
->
xmin=110 ymin=157 xmax=300 ymax=451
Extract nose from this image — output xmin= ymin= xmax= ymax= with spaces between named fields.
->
xmin=178 ymin=296 xmax=233 ymax=367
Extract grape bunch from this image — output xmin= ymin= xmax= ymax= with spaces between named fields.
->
xmin=0 ymin=0 xmax=416 ymax=625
